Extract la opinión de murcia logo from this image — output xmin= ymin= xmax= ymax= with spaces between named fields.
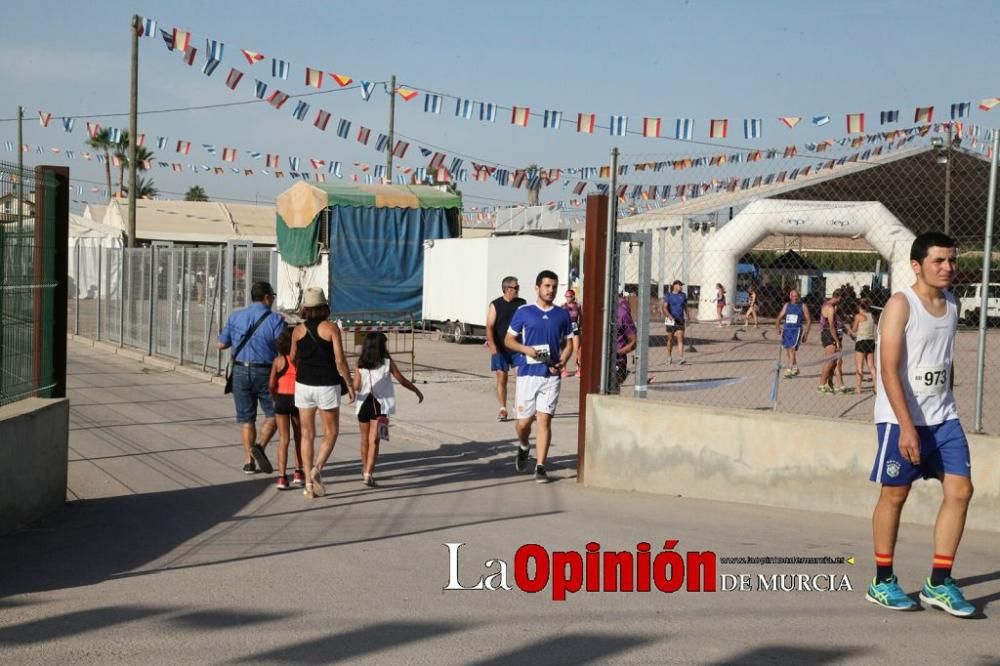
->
xmin=445 ymin=542 xmax=854 ymax=600
xmin=444 ymin=541 xmax=717 ymax=601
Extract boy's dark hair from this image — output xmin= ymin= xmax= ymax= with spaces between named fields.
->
xmin=357 ymin=332 xmax=390 ymax=370
xmin=276 ymin=328 xmax=293 ymax=355
xmin=536 ymin=270 xmax=559 ymax=286
xmin=910 ymin=232 xmax=956 ymax=262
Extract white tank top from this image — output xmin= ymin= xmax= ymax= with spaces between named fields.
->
xmin=355 ymin=359 xmax=396 ymax=416
xmin=873 ymin=287 xmax=959 ymax=426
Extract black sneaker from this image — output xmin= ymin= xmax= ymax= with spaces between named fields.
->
xmin=242 ymin=461 xmax=258 ymax=475
xmin=515 ymin=446 xmax=529 ymax=473
xmin=251 ymin=444 xmax=273 ymax=474
xmin=534 ymin=465 xmax=550 ymax=483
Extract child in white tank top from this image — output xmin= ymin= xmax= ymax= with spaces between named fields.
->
xmin=352 ymin=333 xmax=424 ymax=487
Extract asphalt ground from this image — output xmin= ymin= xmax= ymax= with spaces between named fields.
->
xmin=1 ymin=339 xmax=998 ymax=665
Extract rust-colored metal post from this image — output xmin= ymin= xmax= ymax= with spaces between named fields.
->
xmin=577 ymin=194 xmax=609 ymax=484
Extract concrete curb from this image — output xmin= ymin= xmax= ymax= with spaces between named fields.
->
xmin=67 ymin=334 xmax=226 ymax=386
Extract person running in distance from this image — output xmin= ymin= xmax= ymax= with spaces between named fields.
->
xmin=744 ymin=285 xmax=760 ymax=329
xmin=715 ymin=283 xmax=728 ymax=327
xmin=662 ymin=280 xmax=688 ymax=365
xmin=486 ymin=276 xmax=526 ymax=421
xmin=850 ymin=298 xmax=877 ymax=395
xmin=817 ymin=290 xmax=849 ymax=394
xmin=561 ymin=289 xmax=582 ymax=378
xmin=866 ymin=232 xmax=975 ymax=617
xmin=775 ymin=289 xmax=811 ymax=378
xmin=504 ymin=270 xmax=575 ymax=484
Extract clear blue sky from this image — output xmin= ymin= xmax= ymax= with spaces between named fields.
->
xmin=2 ymin=0 xmax=998 ymax=212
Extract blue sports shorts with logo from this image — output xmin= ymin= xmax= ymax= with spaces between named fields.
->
xmin=870 ymin=419 xmax=970 ymax=485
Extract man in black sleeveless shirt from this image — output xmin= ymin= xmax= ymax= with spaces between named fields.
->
xmin=486 ymin=276 xmax=526 ymax=421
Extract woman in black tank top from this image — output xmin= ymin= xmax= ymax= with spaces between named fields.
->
xmin=290 ymin=289 xmax=355 ymax=498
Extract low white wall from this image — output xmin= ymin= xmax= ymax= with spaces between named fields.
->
xmin=584 ymin=395 xmax=1000 ymax=532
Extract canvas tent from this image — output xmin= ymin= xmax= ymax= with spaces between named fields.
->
xmin=276 ymin=182 xmax=460 ymax=316
xmin=68 ymin=213 xmax=123 ymax=299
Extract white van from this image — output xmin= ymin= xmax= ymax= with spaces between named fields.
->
xmin=953 ymin=283 xmax=1000 ymax=323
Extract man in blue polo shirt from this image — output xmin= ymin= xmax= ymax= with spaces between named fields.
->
xmin=505 ymin=270 xmax=574 ymax=483
xmin=218 ymin=281 xmax=286 ymax=475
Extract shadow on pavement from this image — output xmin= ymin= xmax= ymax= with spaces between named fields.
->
xmin=0 ymin=477 xmax=272 ymax=599
xmin=237 ymin=621 xmax=465 ymax=664
xmin=2 ymin=439 xmax=569 ymax=597
xmin=715 ymin=645 xmax=871 ymax=665
xmin=0 ymin=605 xmax=173 ymax=646
xmin=467 ymin=633 xmax=655 ymax=665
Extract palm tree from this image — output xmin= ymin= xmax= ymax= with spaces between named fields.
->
xmin=127 ymin=176 xmax=159 ymax=199
xmin=113 ymin=131 xmax=155 ymax=197
xmin=185 ymin=185 xmax=209 ymax=202
xmin=86 ymin=128 xmax=114 ymax=199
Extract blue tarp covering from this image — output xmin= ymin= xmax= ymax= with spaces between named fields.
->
xmin=327 ymin=206 xmax=452 ymax=317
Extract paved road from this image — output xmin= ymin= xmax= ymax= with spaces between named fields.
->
xmin=1 ymin=340 xmax=998 ymax=664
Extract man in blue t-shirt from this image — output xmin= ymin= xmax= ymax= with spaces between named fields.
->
xmin=662 ymin=280 xmax=688 ymax=365
xmin=505 ymin=270 xmax=575 ymax=483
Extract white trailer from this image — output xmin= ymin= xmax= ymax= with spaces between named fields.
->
xmin=422 ymin=235 xmax=571 ymax=343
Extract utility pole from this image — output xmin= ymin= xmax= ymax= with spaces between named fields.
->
xmin=386 ymin=75 xmax=396 ymax=183
xmin=16 ymin=106 xmax=24 ymax=231
xmin=127 ymin=14 xmax=139 ymax=247
xmin=526 ymin=163 xmax=540 ymax=205
xmin=944 ymin=122 xmax=953 ymax=237
xmin=600 ymin=147 xmax=619 ymax=394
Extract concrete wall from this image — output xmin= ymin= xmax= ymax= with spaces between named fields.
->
xmin=585 ymin=395 xmax=1000 ymax=533
xmin=0 ymin=398 xmax=69 ymax=534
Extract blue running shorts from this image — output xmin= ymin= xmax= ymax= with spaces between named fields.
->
xmin=870 ymin=419 xmax=971 ymax=485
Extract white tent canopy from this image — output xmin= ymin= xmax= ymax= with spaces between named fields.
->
xmin=69 ymin=213 xmax=123 ymax=299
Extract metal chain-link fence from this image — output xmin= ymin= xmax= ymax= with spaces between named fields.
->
xmin=69 ymin=244 xmax=276 ymax=373
xmin=1 ymin=162 xmax=59 ymax=405
xmin=610 ymin=127 xmax=1000 ymax=434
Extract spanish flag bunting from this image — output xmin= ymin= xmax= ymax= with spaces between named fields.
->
xmin=222 ymin=147 xmax=237 ymax=162
xmin=979 ymin=97 xmax=1000 ymax=111
xmin=305 ymin=67 xmax=323 ymax=89
xmin=511 ymin=106 xmax=530 ymax=127
xmin=38 ymin=111 xmax=52 ymax=127
xmin=242 ymin=50 xmax=265 ymax=64
xmin=642 ymin=117 xmax=661 ymax=138
xmin=577 ymin=113 xmax=595 ymax=134
xmin=599 ymin=165 xmax=610 ymax=178
xmin=914 ymin=106 xmax=934 ymax=123
xmin=846 ymin=113 xmax=865 ymax=134
xmin=396 ymin=87 xmax=418 ymax=101
xmin=330 ymin=73 xmax=353 ymax=87
xmin=709 ymin=119 xmax=728 ymax=139
xmin=778 ymin=116 xmax=801 ymax=128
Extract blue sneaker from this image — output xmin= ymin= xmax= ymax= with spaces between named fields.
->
xmin=865 ymin=576 xmax=917 ymax=610
xmin=919 ymin=577 xmax=976 ymax=617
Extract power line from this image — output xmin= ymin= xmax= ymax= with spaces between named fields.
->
xmin=0 ymin=83 xmax=378 ymax=123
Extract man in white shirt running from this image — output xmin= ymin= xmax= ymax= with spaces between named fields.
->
xmin=865 ymin=231 xmax=975 ymax=617
xmin=505 ymin=270 xmax=574 ymax=483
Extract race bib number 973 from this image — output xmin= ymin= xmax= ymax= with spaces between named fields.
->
xmin=911 ymin=364 xmax=948 ymax=396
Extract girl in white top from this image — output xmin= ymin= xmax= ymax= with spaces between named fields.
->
xmin=352 ymin=332 xmax=424 ymax=487
xmin=849 ymin=298 xmax=877 ymax=395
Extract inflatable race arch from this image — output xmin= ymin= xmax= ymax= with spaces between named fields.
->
xmin=695 ymin=199 xmax=916 ymax=321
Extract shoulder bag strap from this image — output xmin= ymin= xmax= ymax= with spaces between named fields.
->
xmin=231 ymin=310 xmax=272 ymax=363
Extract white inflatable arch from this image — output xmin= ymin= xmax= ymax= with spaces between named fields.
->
xmin=696 ymin=199 xmax=916 ymax=321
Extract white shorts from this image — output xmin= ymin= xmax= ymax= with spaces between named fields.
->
xmin=294 ymin=382 xmax=341 ymax=410
xmin=515 ymin=375 xmax=561 ymax=419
